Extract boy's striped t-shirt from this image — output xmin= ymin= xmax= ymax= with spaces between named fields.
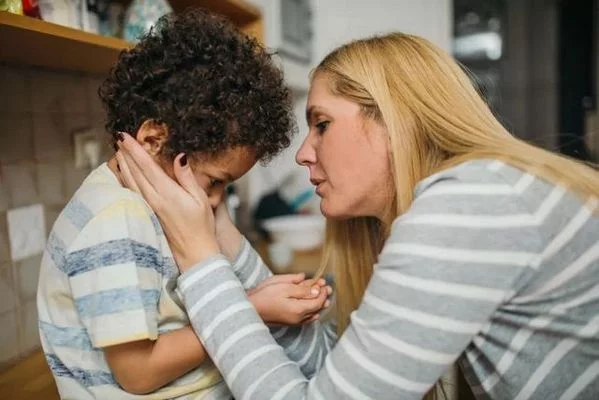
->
xmin=37 ymin=163 xmax=228 ymax=400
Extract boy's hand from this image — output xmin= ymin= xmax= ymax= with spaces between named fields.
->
xmin=248 ymin=274 xmax=332 ymax=325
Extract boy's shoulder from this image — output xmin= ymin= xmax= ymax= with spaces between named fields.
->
xmin=57 ymin=163 xmax=157 ymax=240
xmin=76 ymin=163 xmax=149 ymax=212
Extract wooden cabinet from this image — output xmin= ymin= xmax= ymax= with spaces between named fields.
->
xmin=0 ymin=1 xmax=262 ymax=74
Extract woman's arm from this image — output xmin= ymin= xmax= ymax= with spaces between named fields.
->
xmin=116 ymin=133 xmax=539 ymax=398
xmin=213 ymin=221 xmax=339 ymax=377
xmin=211 ymin=205 xmax=338 ymax=377
xmin=115 ymin=136 xmax=337 ymax=378
xmin=177 ymin=176 xmax=542 ymax=399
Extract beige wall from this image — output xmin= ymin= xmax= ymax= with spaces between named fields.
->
xmin=0 ymin=64 xmax=109 ymax=369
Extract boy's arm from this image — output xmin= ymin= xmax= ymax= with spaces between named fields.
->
xmin=66 ymin=197 xmax=205 ymax=393
xmin=104 ymin=326 xmax=206 ymax=395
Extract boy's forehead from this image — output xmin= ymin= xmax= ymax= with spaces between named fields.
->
xmin=194 ymin=146 xmax=257 ymax=180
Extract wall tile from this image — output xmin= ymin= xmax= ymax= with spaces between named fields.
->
xmin=0 ymin=310 xmax=19 ymax=365
xmin=2 ymin=163 xmax=39 ymax=207
xmin=36 ymin=161 xmax=65 ymax=205
xmin=0 ymin=263 xmax=17 ymax=314
xmin=16 ymin=254 xmax=42 ymax=301
xmin=18 ymin=299 xmax=40 ymax=354
xmin=0 ymin=65 xmax=30 ymax=112
xmin=32 ymin=113 xmax=71 ymax=161
xmin=29 ymin=69 xmax=87 ymax=114
xmin=63 ymin=161 xmax=90 ymax=199
xmin=0 ymin=66 xmax=110 ymax=366
xmin=44 ymin=205 xmax=62 ymax=236
xmin=0 ymin=213 xmax=10 ymax=263
xmin=0 ymin=112 xmax=34 ymax=163
xmin=87 ymin=76 xmax=105 ymax=115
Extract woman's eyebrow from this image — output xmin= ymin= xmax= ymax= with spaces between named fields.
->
xmin=305 ymin=106 xmax=315 ymax=124
xmin=306 ymin=106 xmax=325 ymax=124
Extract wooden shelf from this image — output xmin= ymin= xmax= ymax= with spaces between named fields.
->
xmin=0 ymin=11 xmax=131 ymax=74
xmin=0 ymin=0 xmax=262 ymax=74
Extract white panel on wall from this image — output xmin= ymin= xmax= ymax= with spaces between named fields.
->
xmin=7 ymin=204 xmax=46 ymax=262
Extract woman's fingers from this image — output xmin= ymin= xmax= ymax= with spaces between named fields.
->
xmin=296 ymin=290 xmax=329 ymax=316
xmin=115 ymin=151 xmax=141 ymax=194
xmin=117 ymin=132 xmax=179 ymax=200
xmin=287 ymin=282 xmax=321 ymax=299
xmin=172 ymin=153 xmax=209 ymax=205
xmin=116 ymin=146 xmax=162 ymax=210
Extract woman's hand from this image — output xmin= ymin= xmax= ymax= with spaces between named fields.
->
xmin=115 ymin=132 xmax=220 ymax=271
xmin=248 ymin=274 xmax=332 ymax=325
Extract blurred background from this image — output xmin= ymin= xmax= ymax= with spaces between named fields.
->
xmin=0 ymin=0 xmax=597 ymax=395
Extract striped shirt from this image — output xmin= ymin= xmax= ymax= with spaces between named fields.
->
xmin=37 ymin=163 xmax=229 ymax=399
xmin=177 ymin=159 xmax=599 ymax=399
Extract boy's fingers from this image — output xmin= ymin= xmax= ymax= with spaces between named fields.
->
xmin=301 ymin=313 xmax=320 ymax=324
xmin=253 ymin=273 xmax=306 ymax=292
xmin=271 ymin=273 xmax=306 ymax=285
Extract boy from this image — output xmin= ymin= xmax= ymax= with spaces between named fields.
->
xmin=37 ymin=9 xmax=325 ymax=399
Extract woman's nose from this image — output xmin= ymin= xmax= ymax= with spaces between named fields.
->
xmin=296 ymin=134 xmax=317 ymax=166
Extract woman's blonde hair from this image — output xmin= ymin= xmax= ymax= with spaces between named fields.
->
xmin=312 ymin=32 xmax=599 ymax=397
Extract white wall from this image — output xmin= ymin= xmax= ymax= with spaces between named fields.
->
xmin=243 ymin=0 xmax=452 ymax=215
xmin=312 ymin=0 xmax=452 ymax=62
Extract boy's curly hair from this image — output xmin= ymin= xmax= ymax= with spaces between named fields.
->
xmin=99 ymin=8 xmax=295 ymax=162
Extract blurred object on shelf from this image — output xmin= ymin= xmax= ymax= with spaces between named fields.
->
xmin=0 ymin=0 xmax=23 ymax=14
xmin=99 ymin=1 xmax=124 ymax=37
xmin=123 ymin=0 xmax=172 ymax=43
xmin=81 ymin=0 xmax=102 ymax=34
xmin=37 ymin=0 xmax=70 ymax=27
xmin=22 ymin=0 xmax=40 ymax=18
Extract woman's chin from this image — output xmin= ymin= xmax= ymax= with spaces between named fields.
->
xmin=320 ymin=200 xmax=353 ymax=220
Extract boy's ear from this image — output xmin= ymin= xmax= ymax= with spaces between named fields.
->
xmin=136 ymin=120 xmax=168 ymax=157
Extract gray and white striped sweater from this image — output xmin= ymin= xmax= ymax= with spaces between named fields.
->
xmin=180 ymin=159 xmax=599 ymax=399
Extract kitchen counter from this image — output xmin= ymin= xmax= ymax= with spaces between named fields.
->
xmin=254 ymin=241 xmax=324 ymax=277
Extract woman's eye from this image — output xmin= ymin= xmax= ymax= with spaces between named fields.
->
xmin=315 ymin=121 xmax=329 ymax=134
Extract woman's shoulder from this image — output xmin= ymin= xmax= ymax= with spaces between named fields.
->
xmin=414 ymin=158 xmax=529 ymax=198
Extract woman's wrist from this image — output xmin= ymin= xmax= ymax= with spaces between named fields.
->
xmin=177 ymin=239 xmax=221 ymax=272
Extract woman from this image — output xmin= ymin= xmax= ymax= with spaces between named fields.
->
xmin=116 ymin=32 xmax=599 ymax=399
